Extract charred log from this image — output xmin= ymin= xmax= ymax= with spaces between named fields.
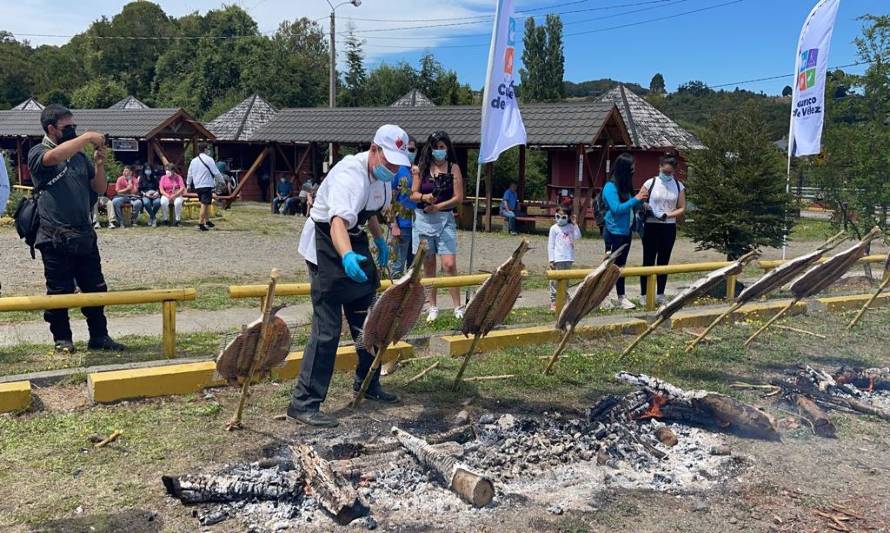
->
xmin=162 ymin=471 xmax=303 ymax=504
xmin=291 ymin=445 xmax=368 ymax=525
xmin=795 ymin=395 xmax=836 ymax=437
xmin=833 ymin=367 xmax=890 ymax=392
xmin=333 ymin=442 xmax=465 ymax=480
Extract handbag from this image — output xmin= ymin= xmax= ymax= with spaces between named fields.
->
xmin=14 ymin=160 xmax=69 ymax=259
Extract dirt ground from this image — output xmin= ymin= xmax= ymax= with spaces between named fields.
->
xmin=1 ymin=304 xmax=889 ymax=532
xmin=2 ymin=203 xmax=884 ymax=296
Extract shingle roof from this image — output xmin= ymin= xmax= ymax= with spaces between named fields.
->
xmin=249 ymin=102 xmax=629 ymax=146
xmin=0 ymin=108 xmax=210 ymax=139
xmin=12 ymin=97 xmax=44 ymax=111
xmin=205 ymin=94 xmax=278 ymax=142
xmin=108 ymin=95 xmax=150 ymax=110
xmin=391 ymin=89 xmax=436 ymax=108
xmin=597 ymin=85 xmax=704 ymax=150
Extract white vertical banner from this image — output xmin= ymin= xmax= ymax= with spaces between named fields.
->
xmin=789 ymin=0 xmax=841 ymax=157
xmin=478 ymin=0 xmax=527 ymax=163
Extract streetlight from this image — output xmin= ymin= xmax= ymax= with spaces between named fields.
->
xmin=326 ymin=0 xmax=362 ymax=110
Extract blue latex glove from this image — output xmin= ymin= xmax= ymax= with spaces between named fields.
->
xmin=373 ymin=236 xmax=389 ymax=268
xmin=342 ymin=251 xmax=369 ymax=283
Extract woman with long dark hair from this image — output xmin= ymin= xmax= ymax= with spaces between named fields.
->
xmin=410 ymin=131 xmax=465 ymax=322
xmin=639 ymin=154 xmax=686 ymax=305
xmin=603 ymin=152 xmax=647 ymax=309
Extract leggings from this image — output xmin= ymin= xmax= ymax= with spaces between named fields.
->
xmin=603 ymin=230 xmax=632 ymax=296
xmin=640 ymin=223 xmax=677 ymax=296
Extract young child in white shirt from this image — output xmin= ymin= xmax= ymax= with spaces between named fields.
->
xmin=548 ymin=207 xmax=582 ymax=311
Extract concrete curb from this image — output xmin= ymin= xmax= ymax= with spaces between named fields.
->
xmin=0 ymin=381 xmax=31 ymax=413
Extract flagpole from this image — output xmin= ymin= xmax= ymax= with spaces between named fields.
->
xmin=467 ymin=0 xmax=503 ymax=291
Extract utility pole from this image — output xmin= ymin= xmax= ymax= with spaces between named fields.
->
xmin=325 ymin=0 xmax=361 ymax=167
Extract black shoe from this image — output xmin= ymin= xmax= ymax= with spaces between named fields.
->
xmin=88 ymin=336 xmax=127 ymax=351
xmin=174 ymin=220 xmax=181 ymax=227
xmin=356 ymin=386 xmax=400 ymax=404
xmin=286 ymin=407 xmax=339 ymax=427
xmin=198 ymin=224 xmax=209 ymax=232
xmin=205 ymin=220 xmax=215 ymax=228
xmin=54 ymin=340 xmax=76 ymax=354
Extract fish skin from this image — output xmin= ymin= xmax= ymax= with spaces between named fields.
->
xmin=461 ymin=240 xmax=529 ymax=337
xmin=216 ymin=315 xmax=291 ymax=384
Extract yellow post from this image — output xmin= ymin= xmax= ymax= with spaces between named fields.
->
xmin=646 ymin=275 xmax=657 ymax=311
xmin=726 ymin=275 xmax=737 ymax=301
xmin=555 ymin=279 xmax=568 ymax=315
xmin=162 ymin=300 xmax=176 ymax=358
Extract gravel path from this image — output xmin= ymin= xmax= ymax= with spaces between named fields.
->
xmin=1 ymin=203 xmax=885 ymax=297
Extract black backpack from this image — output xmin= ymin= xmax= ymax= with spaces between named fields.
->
xmin=13 ymin=191 xmax=40 ymax=259
xmin=593 ymin=189 xmax=607 ymax=229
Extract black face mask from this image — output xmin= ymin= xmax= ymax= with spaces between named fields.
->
xmin=58 ymin=124 xmax=78 ymax=143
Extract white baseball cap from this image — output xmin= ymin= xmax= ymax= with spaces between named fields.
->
xmin=373 ymin=124 xmax=411 ymax=167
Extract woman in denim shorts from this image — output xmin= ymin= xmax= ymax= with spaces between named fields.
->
xmin=410 ymin=131 xmax=465 ymax=322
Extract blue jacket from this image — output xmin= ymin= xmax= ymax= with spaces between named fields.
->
xmin=602 ymin=181 xmax=640 ymax=236
xmin=391 ymin=166 xmax=416 ymax=230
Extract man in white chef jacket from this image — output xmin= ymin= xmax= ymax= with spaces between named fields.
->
xmin=288 ymin=124 xmax=410 ymax=427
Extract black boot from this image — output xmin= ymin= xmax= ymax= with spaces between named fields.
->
xmin=88 ymin=335 xmax=127 ymax=351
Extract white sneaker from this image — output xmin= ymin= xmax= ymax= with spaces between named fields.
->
xmin=108 ymin=222 xmax=116 ymax=229
xmin=454 ymin=305 xmax=466 ymax=320
xmin=426 ymin=306 xmax=439 ymax=322
xmin=618 ymin=297 xmax=636 ymax=310
xmin=93 ymin=221 xmax=101 ymax=229
xmin=656 ymin=294 xmax=666 ymax=306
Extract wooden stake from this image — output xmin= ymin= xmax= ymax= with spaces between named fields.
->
xmin=847 ymin=275 xmax=890 ymax=330
xmin=404 ymin=361 xmax=440 ymax=385
xmin=353 ymin=244 xmax=427 ymax=408
xmin=684 ymin=302 xmax=742 ymax=353
xmin=227 ymin=269 xmax=279 ymax=431
xmin=620 ymin=316 xmax=666 ymax=358
xmin=744 ymin=299 xmax=798 ymax=347
xmin=451 ymin=332 xmax=483 ymax=390
xmin=775 ymin=324 xmax=826 ymax=339
xmin=543 ymin=325 xmax=575 ymax=375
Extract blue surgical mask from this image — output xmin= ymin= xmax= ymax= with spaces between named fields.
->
xmin=432 ymin=149 xmax=447 ymax=161
xmin=658 ymin=172 xmax=673 ymax=182
xmin=407 ymin=150 xmax=416 ymax=164
xmin=372 ymin=164 xmax=395 ymax=182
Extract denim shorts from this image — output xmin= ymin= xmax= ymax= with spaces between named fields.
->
xmin=413 ymin=211 xmax=457 ymax=256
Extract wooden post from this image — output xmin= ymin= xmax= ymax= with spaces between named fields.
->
xmin=555 ymin=279 xmax=568 ymax=315
xmin=275 ymin=143 xmax=295 ymax=175
xmin=518 ymin=144 xmax=526 ymax=202
xmin=331 ymin=142 xmax=340 ymax=164
xmin=15 ymin=138 xmax=23 ymax=185
xmin=484 ymin=162 xmax=493 ymax=232
xmin=269 ymin=144 xmax=277 ymax=210
xmin=646 ymin=275 xmax=657 ymax=311
xmin=162 ymin=300 xmax=176 ymax=358
xmin=574 ymin=144 xmax=583 ymax=228
xmin=726 ymin=274 xmax=737 ymax=301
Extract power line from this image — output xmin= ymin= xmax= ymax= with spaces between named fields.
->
xmin=708 ymin=61 xmax=871 ymax=89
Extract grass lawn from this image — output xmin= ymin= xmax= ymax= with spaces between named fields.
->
xmin=0 ymin=304 xmax=887 ymax=529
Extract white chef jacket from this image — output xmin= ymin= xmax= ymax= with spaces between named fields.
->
xmin=298 ymin=152 xmax=391 ymax=265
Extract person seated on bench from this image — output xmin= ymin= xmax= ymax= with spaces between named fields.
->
xmin=160 ymin=163 xmax=185 ymax=226
xmin=111 ymin=166 xmax=142 ymax=227
xmin=501 ymin=181 xmax=519 ymax=235
xmin=140 ymin=165 xmax=162 ymax=227
xmin=272 ymin=175 xmax=298 ymax=215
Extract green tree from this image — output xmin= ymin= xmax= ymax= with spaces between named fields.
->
xmin=781 ymin=85 xmax=793 ymax=97
xmin=363 ymin=62 xmax=418 ymax=106
xmin=853 ymin=15 xmax=890 ymax=121
xmin=0 ymin=32 xmax=33 ymax=109
xmin=71 ymin=76 xmax=127 ymax=108
xmin=339 ymin=29 xmax=367 ymax=107
xmin=543 ymin=14 xmax=565 ymax=101
xmin=685 ymin=104 xmax=792 ymax=259
xmin=519 ymin=17 xmax=545 ymax=102
xmin=650 ymin=73 xmax=666 ymax=95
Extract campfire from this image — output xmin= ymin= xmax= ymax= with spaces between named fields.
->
xmin=161 ymin=372 xmax=778 ymax=530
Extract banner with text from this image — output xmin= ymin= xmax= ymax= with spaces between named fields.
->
xmin=790 ymin=0 xmax=840 ymax=157
xmin=479 ymin=0 xmax=527 ymax=164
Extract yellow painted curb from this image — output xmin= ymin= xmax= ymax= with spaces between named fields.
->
xmin=88 ymin=342 xmax=414 ymax=403
xmin=670 ymin=299 xmax=808 ymax=329
xmin=817 ymin=292 xmax=890 ymax=313
xmin=0 ymin=381 xmax=31 ymax=413
xmin=437 ymin=319 xmax=647 ymax=357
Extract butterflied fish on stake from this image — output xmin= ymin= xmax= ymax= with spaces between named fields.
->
xmin=216 ymin=306 xmax=291 ymax=386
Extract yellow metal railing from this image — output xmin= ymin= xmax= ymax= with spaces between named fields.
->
xmin=0 ymin=288 xmax=196 ymax=358
xmin=548 ymin=254 xmax=889 ymax=314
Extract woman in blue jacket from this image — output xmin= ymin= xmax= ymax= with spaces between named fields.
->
xmin=602 ymin=152 xmax=647 ymax=309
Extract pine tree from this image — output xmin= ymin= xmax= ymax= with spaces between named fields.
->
xmin=649 ymin=73 xmax=666 ymax=95
xmin=341 ymin=30 xmax=367 ymax=107
xmin=544 ymin=14 xmax=564 ymax=101
xmin=685 ymin=104 xmax=792 ymax=260
xmin=519 ymin=18 xmax=544 ymax=102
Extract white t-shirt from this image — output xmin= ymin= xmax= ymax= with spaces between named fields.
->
xmin=298 ymin=152 xmax=391 ymax=265
xmin=548 ymin=223 xmax=582 ymax=263
xmin=186 ymin=153 xmax=222 ymax=189
xmin=643 ymin=176 xmax=685 ymax=224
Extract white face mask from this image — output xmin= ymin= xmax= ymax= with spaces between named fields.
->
xmin=556 ymin=215 xmax=569 ymax=226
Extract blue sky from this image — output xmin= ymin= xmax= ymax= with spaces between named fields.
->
xmin=6 ymin=0 xmax=886 ymax=95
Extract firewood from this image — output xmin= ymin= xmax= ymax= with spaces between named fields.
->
xmin=462 ymin=374 xmax=516 ymax=382
xmin=359 ymin=425 xmax=476 ymax=457
xmin=795 ymin=395 xmax=836 ymax=437
xmin=93 ymin=430 xmax=123 ymax=448
xmin=392 ymin=426 xmax=494 ymax=508
xmin=333 ymin=442 xmax=464 ymax=479
xmin=162 ymin=471 xmax=303 ymax=504
xmin=291 ymin=444 xmax=368 ymax=525
xmin=833 ymin=366 xmax=890 ymax=392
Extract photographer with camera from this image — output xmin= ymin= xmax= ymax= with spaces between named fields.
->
xmin=26 ymin=104 xmax=126 ymax=353
xmin=410 ymin=130 xmax=465 ymax=322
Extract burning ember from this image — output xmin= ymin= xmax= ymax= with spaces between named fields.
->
xmin=636 ymin=393 xmax=668 ymax=419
